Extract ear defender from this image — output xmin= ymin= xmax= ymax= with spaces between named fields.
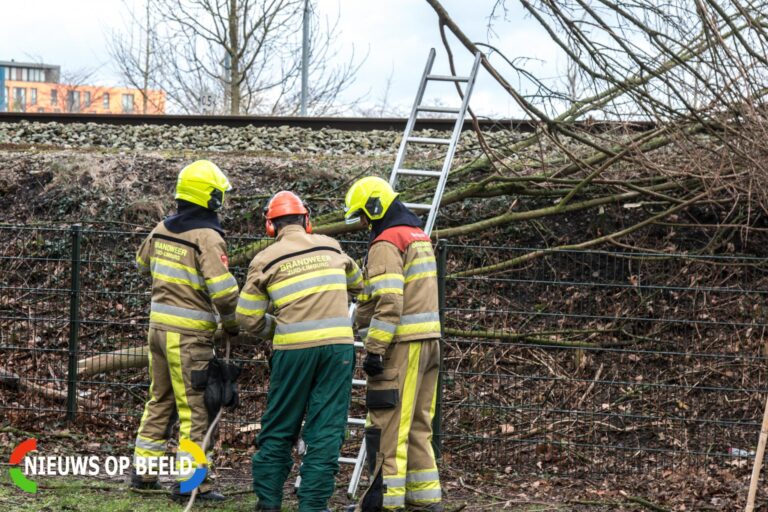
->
xmin=303 ymin=204 xmax=313 ymax=233
xmin=365 ymin=196 xmax=383 ymax=218
xmin=265 ymin=219 xmax=276 ymax=238
xmin=208 ymin=188 xmax=224 ymax=210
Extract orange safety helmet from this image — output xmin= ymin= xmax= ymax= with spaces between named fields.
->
xmin=264 ymin=191 xmax=312 ymax=237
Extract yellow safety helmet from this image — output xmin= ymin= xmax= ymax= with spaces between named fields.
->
xmin=175 ymin=160 xmax=232 ymax=211
xmin=344 ymin=176 xmax=398 ymax=222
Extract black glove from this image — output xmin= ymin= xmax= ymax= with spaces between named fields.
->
xmin=363 ymin=353 xmax=384 ymax=377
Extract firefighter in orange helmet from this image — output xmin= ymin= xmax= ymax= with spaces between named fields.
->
xmin=237 ymin=191 xmax=364 ymax=512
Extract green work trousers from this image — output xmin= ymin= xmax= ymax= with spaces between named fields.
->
xmin=252 ymin=343 xmax=355 ymax=511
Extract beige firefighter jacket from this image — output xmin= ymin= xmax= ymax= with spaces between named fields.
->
xmin=135 ymin=222 xmax=239 ymax=336
xmin=356 ymin=225 xmax=441 ymax=355
xmin=236 ymin=224 xmax=363 ymax=350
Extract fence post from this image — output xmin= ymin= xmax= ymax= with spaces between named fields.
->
xmin=66 ymin=224 xmax=82 ymax=423
xmin=432 ymin=239 xmax=448 ymax=459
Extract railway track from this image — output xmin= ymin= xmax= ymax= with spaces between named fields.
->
xmin=0 ymin=112 xmax=654 ymax=132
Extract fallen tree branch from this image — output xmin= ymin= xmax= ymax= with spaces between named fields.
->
xmin=0 ymin=369 xmax=99 ymax=409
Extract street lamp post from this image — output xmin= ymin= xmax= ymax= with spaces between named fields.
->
xmin=300 ymin=0 xmax=309 ymax=116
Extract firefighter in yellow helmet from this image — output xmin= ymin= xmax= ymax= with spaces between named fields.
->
xmin=345 ymin=177 xmax=443 ymax=512
xmin=131 ymin=160 xmax=239 ymax=502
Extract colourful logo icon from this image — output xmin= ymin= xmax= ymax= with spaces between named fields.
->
xmin=178 ymin=439 xmax=207 ymax=493
xmin=10 ymin=438 xmax=37 ymax=493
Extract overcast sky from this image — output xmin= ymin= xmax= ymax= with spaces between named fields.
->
xmin=0 ymin=0 xmax=565 ymax=117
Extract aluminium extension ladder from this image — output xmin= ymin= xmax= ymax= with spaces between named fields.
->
xmin=340 ymin=47 xmax=483 ymax=498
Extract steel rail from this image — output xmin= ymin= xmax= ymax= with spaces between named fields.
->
xmin=0 ymin=111 xmax=655 ymax=132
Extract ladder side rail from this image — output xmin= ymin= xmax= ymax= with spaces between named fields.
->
xmin=348 ymin=438 xmax=367 ymax=498
xmin=424 ymin=51 xmax=483 ymax=235
xmin=390 ymin=48 xmax=437 ymax=191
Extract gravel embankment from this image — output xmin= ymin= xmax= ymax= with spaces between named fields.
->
xmin=0 ymin=120 xmax=518 ymax=156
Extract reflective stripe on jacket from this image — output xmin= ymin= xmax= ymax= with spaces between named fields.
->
xmin=356 ymin=226 xmax=441 ymax=355
xmin=236 ymin=225 xmax=363 ymax=350
xmin=136 ymin=222 xmax=239 ymax=335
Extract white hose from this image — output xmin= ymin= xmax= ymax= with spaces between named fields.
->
xmin=183 ymin=338 xmax=230 ymax=512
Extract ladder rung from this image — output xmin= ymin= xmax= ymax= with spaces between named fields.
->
xmin=396 ymin=169 xmax=443 ymax=177
xmin=406 ymin=137 xmax=451 ymax=145
xmin=347 ymin=418 xmax=366 ymax=425
xmin=352 ymin=379 xmax=366 ymax=386
xmin=427 ymin=74 xmax=469 ymax=82
xmin=416 ymin=106 xmax=461 ymax=114
xmin=339 ymin=457 xmax=358 ymax=464
xmin=403 ymin=202 xmax=433 ymax=211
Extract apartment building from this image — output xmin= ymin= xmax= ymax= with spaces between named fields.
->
xmin=0 ymin=60 xmax=165 ymax=114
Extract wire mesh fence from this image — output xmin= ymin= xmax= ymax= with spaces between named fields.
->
xmin=1 ymin=224 xmax=767 ymax=486
xmin=442 ymin=244 xmax=768 ymax=476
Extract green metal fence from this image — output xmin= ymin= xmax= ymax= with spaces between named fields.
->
xmin=2 ymin=223 xmax=767 ymax=486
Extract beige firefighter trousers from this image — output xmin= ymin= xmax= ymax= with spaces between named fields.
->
xmin=359 ymin=339 xmax=442 ymax=511
xmin=133 ymin=328 xmax=215 ymax=491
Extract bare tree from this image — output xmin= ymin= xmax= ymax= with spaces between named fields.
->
xmin=232 ymin=0 xmax=768 ymax=277
xmin=118 ymin=0 xmax=362 ymax=115
xmin=108 ymin=0 xmax=162 ymax=114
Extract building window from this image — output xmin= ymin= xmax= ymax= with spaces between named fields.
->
xmin=84 ymin=91 xmax=91 ymax=107
xmin=51 ymin=89 xmax=58 ymax=106
xmin=122 ymin=93 xmax=134 ymax=113
xmin=30 ymin=88 xmax=37 ymax=106
xmin=103 ymin=93 xmax=110 ymax=109
xmin=13 ymin=88 xmax=26 ymax=112
xmin=66 ymin=90 xmax=81 ymax=112
xmin=3 ymin=87 xmax=8 ymax=111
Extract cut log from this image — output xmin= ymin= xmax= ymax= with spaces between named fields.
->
xmin=78 ymin=346 xmax=149 ymax=377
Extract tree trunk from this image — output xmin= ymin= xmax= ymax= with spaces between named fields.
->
xmin=229 ymin=0 xmax=241 ymax=115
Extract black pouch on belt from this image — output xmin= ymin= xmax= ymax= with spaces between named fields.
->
xmin=203 ymin=358 xmax=224 ymax=416
xmin=220 ymin=361 xmax=241 ymax=409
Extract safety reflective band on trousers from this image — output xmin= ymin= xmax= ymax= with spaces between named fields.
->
xmin=394 ymin=312 xmax=441 ymax=336
xmin=273 ymin=316 xmax=353 ymax=345
xmin=150 ymin=302 xmax=217 ymax=331
xmin=205 ymin=273 xmax=238 ymax=299
xmin=405 ymin=469 xmax=442 ymax=504
xmin=150 ymin=257 xmax=205 ymax=290
xmin=236 ymin=292 xmax=269 ymax=316
xmin=267 ymin=268 xmax=348 ymax=307
xmin=383 ymin=476 xmax=406 ymax=509
xmin=133 ymin=435 xmax=166 ymax=461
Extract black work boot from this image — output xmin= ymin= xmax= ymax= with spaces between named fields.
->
xmin=407 ymin=504 xmax=444 ymax=512
xmin=254 ymin=502 xmax=281 ymax=512
xmin=171 ymin=482 xmax=227 ymax=501
xmin=128 ymin=470 xmax=162 ymax=491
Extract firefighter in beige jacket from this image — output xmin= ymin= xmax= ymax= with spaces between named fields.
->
xmin=345 ymin=177 xmax=443 ymax=512
xmin=237 ymin=191 xmax=363 ymax=512
xmin=132 ymin=160 xmax=238 ymax=501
